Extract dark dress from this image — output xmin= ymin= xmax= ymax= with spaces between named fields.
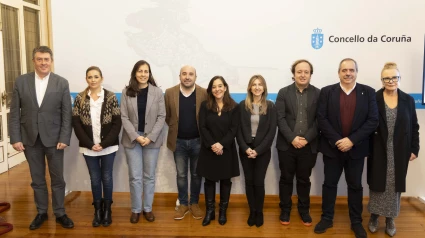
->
xmin=368 ymin=104 xmax=401 ymax=217
xmin=197 ymin=101 xmax=240 ymax=181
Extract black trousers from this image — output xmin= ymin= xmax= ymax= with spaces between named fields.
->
xmin=204 ymin=178 xmax=231 ymax=203
xmin=204 ymin=178 xmax=231 ymax=186
xmin=321 ymin=154 xmax=365 ymax=224
xmin=278 ymin=145 xmax=317 ymax=213
xmin=240 ymin=148 xmax=271 ymax=212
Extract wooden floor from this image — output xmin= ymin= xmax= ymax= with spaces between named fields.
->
xmin=0 ymin=162 xmax=425 ymax=237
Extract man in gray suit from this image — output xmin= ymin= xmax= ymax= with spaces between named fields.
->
xmin=9 ymin=46 xmax=74 ymax=230
xmin=276 ymin=59 xmax=320 ymax=227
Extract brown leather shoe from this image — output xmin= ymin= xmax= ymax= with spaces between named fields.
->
xmin=130 ymin=212 xmax=140 ymax=223
xmin=143 ymin=211 xmax=155 ymax=222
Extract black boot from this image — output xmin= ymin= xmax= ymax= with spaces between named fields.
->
xmin=247 ymin=210 xmax=256 ymax=226
xmin=92 ymin=200 xmax=103 ymax=227
xmin=202 ymin=182 xmax=216 ymax=226
xmin=218 ymin=181 xmax=232 ymax=225
xmin=245 ymin=182 xmax=256 ymax=226
xmin=102 ymin=200 xmax=113 ymax=227
xmin=256 ymin=211 xmax=264 ymax=227
xmin=255 ymin=185 xmax=265 ymax=227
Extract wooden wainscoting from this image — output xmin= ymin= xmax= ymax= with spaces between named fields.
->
xmin=0 ymin=162 xmax=425 ymax=237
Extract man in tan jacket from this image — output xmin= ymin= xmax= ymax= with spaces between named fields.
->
xmin=164 ymin=65 xmax=207 ymax=220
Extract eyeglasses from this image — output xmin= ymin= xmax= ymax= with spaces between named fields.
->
xmin=382 ymin=76 xmax=400 ymax=83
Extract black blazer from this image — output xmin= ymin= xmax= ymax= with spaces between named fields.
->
xmin=317 ymin=83 xmax=378 ymax=159
xmin=237 ymin=100 xmax=277 ymax=155
xmin=367 ymin=89 xmax=420 ymax=192
xmin=275 ymin=83 xmax=321 ymax=153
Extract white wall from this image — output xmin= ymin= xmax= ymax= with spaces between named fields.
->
xmin=53 ymin=0 xmax=425 ymax=196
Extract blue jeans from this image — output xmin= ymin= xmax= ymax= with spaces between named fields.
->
xmin=174 ymin=137 xmax=202 ymax=206
xmin=125 ymin=132 xmax=160 ymax=213
xmin=83 ymin=152 xmax=116 ymax=202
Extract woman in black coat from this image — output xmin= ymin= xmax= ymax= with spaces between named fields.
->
xmin=197 ymin=76 xmax=240 ymax=226
xmin=236 ymin=75 xmax=276 ymax=227
xmin=367 ymin=62 xmax=420 ymax=237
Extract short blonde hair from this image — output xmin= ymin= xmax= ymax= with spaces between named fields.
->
xmin=381 ymin=62 xmax=399 ymax=73
xmin=381 ymin=62 xmax=401 ymax=80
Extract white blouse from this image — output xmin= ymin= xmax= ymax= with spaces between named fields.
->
xmin=79 ymin=87 xmax=119 ymax=156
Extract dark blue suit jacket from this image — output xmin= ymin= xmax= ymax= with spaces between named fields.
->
xmin=317 ymin=83 xmax=378 ymax=159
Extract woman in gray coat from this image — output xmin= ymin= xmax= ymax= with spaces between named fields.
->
xmin=121 ymin=60 xmax=165 ymax=224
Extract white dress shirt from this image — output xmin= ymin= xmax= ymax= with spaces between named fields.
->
xmin=79 ymin=87 xmax=119 ymax=156
xmin=35 ymin=73 xmax=50 ymax=107
xmin=180 ymin=84 xmax=196 ymax=97
xmin=340 ymin=82 xmax=357 ymax=95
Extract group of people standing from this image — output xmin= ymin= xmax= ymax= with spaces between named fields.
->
xmin=9 ymin=46 xmax=419 ymax=238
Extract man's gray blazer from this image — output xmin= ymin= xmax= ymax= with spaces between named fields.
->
xmin=9 ymin=72 xmax=72 ymax=147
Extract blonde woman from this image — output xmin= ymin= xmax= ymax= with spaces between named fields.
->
xmin=367 ymin=62 xmax=420 ymax=237
xmin=236 ymin=75 xmax=277 ymax=227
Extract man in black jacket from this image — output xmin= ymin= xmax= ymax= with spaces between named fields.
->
xmin=276 ymin=59 xmax=320 ymax=227
xmin=314 ymin=58 xmax=378 ymax=238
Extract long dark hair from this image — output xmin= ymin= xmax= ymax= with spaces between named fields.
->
xmin=126 ymin=60 xmax=157 ymax=97
xmin=206 ymin=76 xmax=237 ymax=112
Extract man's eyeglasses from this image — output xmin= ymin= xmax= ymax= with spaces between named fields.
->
xmin=382 ymin=76 xmax=400 ymax=83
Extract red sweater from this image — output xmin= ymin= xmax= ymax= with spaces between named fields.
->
xmin=340 ymin=88 xmax=356 ymax=138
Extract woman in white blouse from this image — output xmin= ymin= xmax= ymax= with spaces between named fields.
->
xmin=72 ymin=66 xmax=122 ymax=227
